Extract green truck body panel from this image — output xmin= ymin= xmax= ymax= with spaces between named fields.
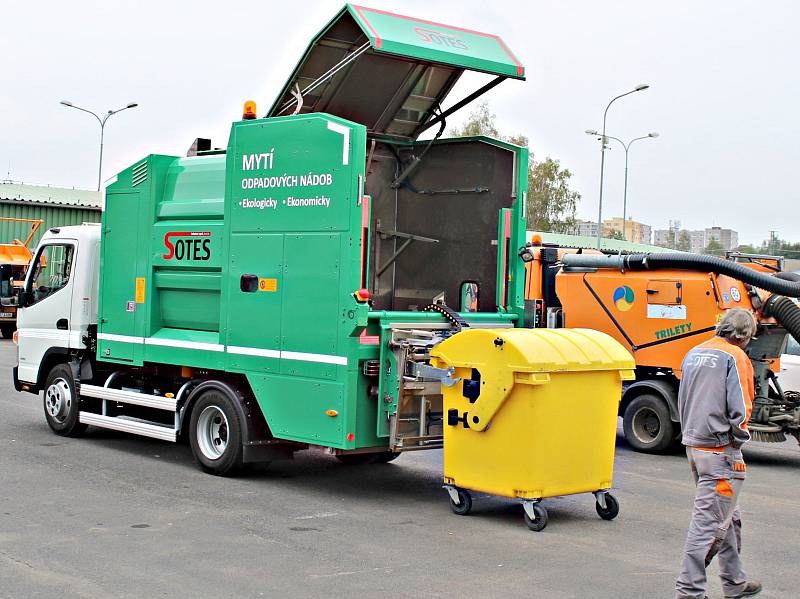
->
xmin=97 ymin=6 xmax=528 ymax=451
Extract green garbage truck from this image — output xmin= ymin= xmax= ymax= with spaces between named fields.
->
xmin=12 ymin=4 xmax=533 ymax=474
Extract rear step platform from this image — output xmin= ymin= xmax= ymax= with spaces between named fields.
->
xmin=78 ymin=384 xmax=179 ymax=442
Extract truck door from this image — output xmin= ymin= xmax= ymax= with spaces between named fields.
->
xmin=16 ymin=240 xmax=77 ymax=383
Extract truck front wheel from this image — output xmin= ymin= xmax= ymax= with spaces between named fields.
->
xmin=189 ymin=389 xmax=244 ymax=476
xmin=622 ymin=394 xmax=675 ymax=453
xmin=43 ymin=363 xmax=86 ymax=437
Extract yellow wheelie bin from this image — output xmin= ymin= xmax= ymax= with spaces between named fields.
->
xmin=430 ymin=328 xmax=635 ymax=531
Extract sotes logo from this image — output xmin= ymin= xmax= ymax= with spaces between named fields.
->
xmin=613 ymin=285 xmax=635 ymax=311
xmin=413 ymin=27 xmax=469 ymax=50
xmin=163 ymin=231 xmax=211 ymax=261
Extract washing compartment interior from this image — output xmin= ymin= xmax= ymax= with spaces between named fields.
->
xmin=365 ymin=138 xmax=517 ymax=313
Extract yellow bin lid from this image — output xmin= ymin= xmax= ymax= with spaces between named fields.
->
xmin=431 ymin=328 xmax=635 ymax=375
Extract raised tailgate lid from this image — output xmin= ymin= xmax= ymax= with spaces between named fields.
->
xmin=266 ymin=4 xmax=525 ymax=139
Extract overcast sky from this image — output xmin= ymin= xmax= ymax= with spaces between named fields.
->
xmin=3 ymin=1 xmax=798 ymax=245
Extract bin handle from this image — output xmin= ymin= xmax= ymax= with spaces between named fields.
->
xmin=513 ymin=372 xmax=551 ymax=386
xmin=464 ymin=368 xmax=551 ymax=433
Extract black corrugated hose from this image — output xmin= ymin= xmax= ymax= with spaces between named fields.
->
xmin=618 ymin=253 xmax=800 ymax=298
xmin=764 ymin=295 xmax=800 ymax=342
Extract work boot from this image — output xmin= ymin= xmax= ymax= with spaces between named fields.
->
xmin=724 ymin=580 xmax=762 ymax=598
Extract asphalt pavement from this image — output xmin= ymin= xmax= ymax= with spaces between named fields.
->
xmin=1 ymin=339 xmax=799 ymax=599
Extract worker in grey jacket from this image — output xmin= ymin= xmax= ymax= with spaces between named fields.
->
xmin=675 ymin=308 xmax=762 ymax=599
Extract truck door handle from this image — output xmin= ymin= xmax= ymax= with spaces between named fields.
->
xmin=56 ymin=318 xmax=68 ymax=330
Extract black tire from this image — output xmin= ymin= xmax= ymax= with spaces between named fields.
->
xmin=0 ymin=324 xmax=15 ymax=339
xmin=335 ymin=453 xmax=379 ymax=465
xmin=448 ymin=488 xmax=472 ymax=516
xmin=336 ymin=450 xmax=400 ymax=465
xmin=373 ymin=451 xmax=400 ymax=464
xmin=43 ymin=363 xmax=86 ymax=437
xmin=623 ymin=394 xmax=675 ymax=453
xmin=189 ymin=388 xmax=244 ymax=476
xmin=596 ymin=493 xmax=620 ymax=521
xmin=523 ymin=503 xmax=548 ymax=532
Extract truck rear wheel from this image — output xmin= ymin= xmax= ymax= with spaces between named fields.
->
xmin=622 ymin=394 xmax=674 ymax=453
xmin=43 ymin=363 xmax=86 ymax=437
xmin=0 ymin=324 xmax=15 ymax=339
xmin=189 ymin=389 xmax=244 ymax=476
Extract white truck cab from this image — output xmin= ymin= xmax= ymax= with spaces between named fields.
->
xmin=14 ymin=224 xmax=100 ymax=391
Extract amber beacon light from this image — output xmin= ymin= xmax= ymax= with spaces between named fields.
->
xmin=242 ymin=100 xmax=257 ymax=120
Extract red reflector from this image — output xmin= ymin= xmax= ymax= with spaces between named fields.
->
xmin=346 ymin=432 xmax=355 ymax=442
xmin=354 ymin=288 xmax=370 ymax=302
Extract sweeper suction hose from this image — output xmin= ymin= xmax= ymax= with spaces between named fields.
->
xmin=561 ymin=252 xmax=800 ymax=298
xmin=764 ymin=295 xmax=800 ymax=343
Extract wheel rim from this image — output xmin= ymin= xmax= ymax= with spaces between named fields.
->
xmin=631 ymin=405 xmax=661 ymax=444
xmin=196 ymin=405 xmax=229 ymax=460
xmin=45 ymin=378 xmax=72 ymax=423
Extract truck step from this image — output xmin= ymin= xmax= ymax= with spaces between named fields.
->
xmin=80 ymin=384 xmax=178 ymax=411
xmin=79 ymin=412 xmax=177 ymax=442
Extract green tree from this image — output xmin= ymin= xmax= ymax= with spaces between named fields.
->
xmin=607 ymin=229 xmax=625 ymax=241
xmin=676 ymin=230 xmax=692 ymax=252
xmin=449 ymin=101 xmax=579 ymax=233
xmin=527 ymin=158 xmax=580 ymax=233
xmin=735 ymin=244 xmax=758 ymax=254
xmin=703 ymin=238 xmax=724 ymax=254
xmin=448 ymin=101 xmax=500 ymax=138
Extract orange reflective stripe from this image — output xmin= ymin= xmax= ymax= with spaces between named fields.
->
xmin=693 ymin=445 xmax=728 ymax=453
xmin=716 ymin=479 xmax=734 ymax=497
xmin=733 ymin=462 xmax=747 ymax=472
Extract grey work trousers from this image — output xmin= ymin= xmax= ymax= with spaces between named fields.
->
xmin=676 ymin=447 xmax=747 ymax=599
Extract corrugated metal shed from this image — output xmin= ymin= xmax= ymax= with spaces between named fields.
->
xmin=529 ymin=231 xmax=675 ymax=254
xmin=0 ymin=182 xmax=101 ymax=247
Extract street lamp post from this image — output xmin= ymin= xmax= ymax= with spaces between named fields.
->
xmin=60 ymin=101 xmax=139 ymax=191
xmin=585 ymin=130 xmax=659 ymax=242
xmin=592 ymin=84 xmax=650 ymax=248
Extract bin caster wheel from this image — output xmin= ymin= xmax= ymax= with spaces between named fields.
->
xmin=448 ymin=488 xmax=472 ymax=516
xmin=523 ymin=503 xmax=548 ymax=532
xmin=596 ymin=493 xmax=619 ymax=521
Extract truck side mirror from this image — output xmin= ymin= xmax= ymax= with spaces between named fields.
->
xmin=459 ymin=281 xmax=479 ymax=312
xmin=17 ymin=290 xmax=31 ymax=308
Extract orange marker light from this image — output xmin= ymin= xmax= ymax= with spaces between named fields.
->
xmin=531 ymin=233 xmax=543 ymax=246
xmin=326 ymin=409 xmax=339 ymax=417
xmin=242 ymin=100 xmax=257 ymax=120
